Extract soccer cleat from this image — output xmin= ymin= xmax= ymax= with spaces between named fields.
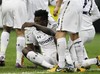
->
xmin=77 ymin=67 xmax=86 ymax=72
xmin=96 ymin=55 xmax=100 ymax=68
xmin=15 ymin=63 xmax=23 ymax=68
xmin=47 ymin=65 xmax=66 ymax=72
xmin=0 ymin=61 xmax=5 ymax=66
xmin=47 ymin=65 xmax=58 ymax=72
xmin=0 ymin=56 xmax=5 ymax=66
xmin=65 ymin=64 xmax=75 ymax=72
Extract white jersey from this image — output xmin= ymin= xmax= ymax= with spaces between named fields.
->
xmin=81 ymin=0 xmax=100 ymax=31
xmin=25 ymin=27 xmax=57 ymax=58
xmin=2 ymin=0 xmax=27 ymax=28
xmin=79 ymin=0 xmax=100 ymax=43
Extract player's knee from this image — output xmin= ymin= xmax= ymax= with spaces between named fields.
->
xmin=3 ymin=26 xmax=12 ymax=33
xmin=22 ymin=47 xmax=30 ymax=57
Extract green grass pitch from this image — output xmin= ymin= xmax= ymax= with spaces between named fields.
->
xmin=0 ymin=6 xmax=100 ymax=74
xmin=0 ymin=29 xmax=100 ymax=74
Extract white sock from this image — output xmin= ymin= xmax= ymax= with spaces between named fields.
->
xmin=65 ymin=49 xmax=73 ymax=65
xmin=70 ymin=45 xmax=78 ymax=62
xmin=27 ymin=51 xmax=54 ymax=68
xmin=68 ymin=38 xmax=77 ymax=63
xmin=82 ymin=58 xmax=97 ymax=67
xmin=41 ymin=60 xmax=54 ymax=68
xmin=83 ymin=47 xmax=88 ymax=59
xmin=57 ymin=38 xmax=66 ymax=68
xmin=73 ymin=38 xmax=84 ymax=65
xmin=0 ymin=31 xmax=10 ymax=60
xmin=16 ymin=36 xmax=25 ymax=65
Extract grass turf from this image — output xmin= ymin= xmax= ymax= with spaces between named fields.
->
xmin=0 ymin=30 xmax=100 ymax=74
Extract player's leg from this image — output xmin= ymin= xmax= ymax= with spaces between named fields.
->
xmin=22 ymin=47 xmax=54 ymax=68
xmin=70 ymin=33 xmax=84 ymax=69
xmin=79 ymin=29 xmax=95 ymax=59
xmin=0 ymin=2 xmax=14 ymax=66
xmin=0 ymin=26 xmax=12 ymax=66
xmin=14 ymin=1 xmax=27 ymax=68
xmin=42 ymin=50 xmax=58 ymax=65
xmin=55 ymin=31 xmax=73 ymax=69
xmin=68 ymin=38 xmax=78 ymax=63
xmin=55 ymin=31 xmax=67 ymax=68
xmin=15 ymin=29 xmax=25 ymax=68
xmin=81 ymin=55 xmax=100 ymax=68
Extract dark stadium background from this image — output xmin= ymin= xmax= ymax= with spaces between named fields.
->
xmin=94 ymin=0 xmax=100 ymax=33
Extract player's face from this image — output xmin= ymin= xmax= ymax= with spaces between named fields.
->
xmin=34 ymin=17 xmax=48 ymax=27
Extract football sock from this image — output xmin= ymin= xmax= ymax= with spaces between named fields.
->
xmin=26 ymin=51 xmax=54 ymax=68
xmin=16 ymin=36 xmax=25 ymax=65
xmin=57 ymin=38 xmax=66 ymax=68
xmin=73 ymin=38 xmax=84 ymax=66
xmin=0 ymin=31 xmax=10 ymax=60
xmin=83 ymin=47 xmax=88 ymax=59
xmin=82 ymin=58 xmax=97 ymax=67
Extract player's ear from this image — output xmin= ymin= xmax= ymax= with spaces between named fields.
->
xmin=34 ymin=17 xmax=40 ymax=23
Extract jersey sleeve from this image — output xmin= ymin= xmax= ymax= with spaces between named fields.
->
xmin=90 ymin=0 xmax=100 ymax=22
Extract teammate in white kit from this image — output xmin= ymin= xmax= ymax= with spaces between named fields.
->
xmin=24 ymin=0 xmax=57 ymax=60
xmin=47 ymin=0 xmax=87 ymax=72
xmin=22 ymin=10 xmax=57 ymax=69
xmin=69 ymin=0 xmax=100 ymax=69
xmin=0 ymin=0 xmax=27 ymax=67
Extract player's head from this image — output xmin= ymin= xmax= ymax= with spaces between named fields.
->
xmin=34 ymin=9 xmax=48 ymax=26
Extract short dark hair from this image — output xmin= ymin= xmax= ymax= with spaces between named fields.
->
xmin=34 ymin=9 xmax=48 ymax=20
xmin=0 ymin=0 xmax=2 ymax=5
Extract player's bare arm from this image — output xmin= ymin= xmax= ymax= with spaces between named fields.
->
xmin=53 ymin=0 xmax=63 ymax=16
xmin=22 ymin=22 xmax=33 ymax=30
xmin=22 ymin=22 xmax=55 ymax=36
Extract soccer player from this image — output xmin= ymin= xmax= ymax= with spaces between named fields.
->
xmin=24 ymin=0 xmax=57 ymax=52
xmin=22 ymin=9 xmax=57 ymax=69
xmin=48 ymin=0 xmax=86 ymax=72
xmin=0 ymin=0 xmax=27 ymax=67
xmin=23 ymin=0 xmax=58 ymax=67
xmin=69 ymin=0 xmax=100 ymax=69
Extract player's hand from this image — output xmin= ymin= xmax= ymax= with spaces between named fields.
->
xmin=53 ymin=7 xmax=60 ymax=16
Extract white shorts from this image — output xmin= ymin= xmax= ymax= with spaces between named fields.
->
xmin=2 ymin=0 xmax=27 ymax=29
xmin=79 ymin=28 xmax=95 ymax=44
xmin=57 ymin=0 xmax=82 ymax=33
